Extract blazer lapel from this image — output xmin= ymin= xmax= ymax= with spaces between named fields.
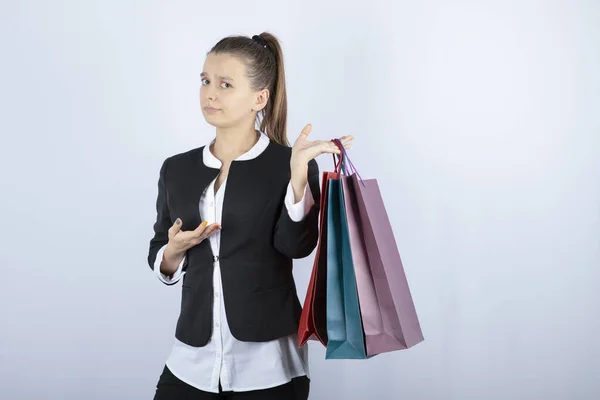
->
xmin=172 ymin=146 xmax=219 ymax=233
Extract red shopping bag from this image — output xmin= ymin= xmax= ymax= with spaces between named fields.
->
xmin=298 ymin=156 xmax=343 ymax=347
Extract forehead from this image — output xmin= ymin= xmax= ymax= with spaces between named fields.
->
xmin=201 ymin=53 xmax=247 ymax=81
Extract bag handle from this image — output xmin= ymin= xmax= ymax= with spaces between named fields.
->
xmin=331 ymin=140 xmax=344 ymax=174
xmin=332 ymin=138 xmax=365 ymax=186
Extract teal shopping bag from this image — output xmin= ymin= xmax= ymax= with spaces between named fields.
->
xmin=325 ymin=177 xmax=368 ymax=359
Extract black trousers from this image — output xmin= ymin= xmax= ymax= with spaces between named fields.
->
xmin=153 ymin=364 xmax=310 ymax=400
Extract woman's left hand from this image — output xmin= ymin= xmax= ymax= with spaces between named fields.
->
xmin=290 ymin=124 xmax=353 ymax=170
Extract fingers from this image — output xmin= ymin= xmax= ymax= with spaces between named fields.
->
xmin=312 ymin=140 xmax=340 ymax=155
xmin=193 ymin=221 xmax=221 ymax=241
xmin=334 ymin=135 xmax=354 ymax=151
xmin=200 ymin=224 xmax=221 ymax=241
xmin=193 ymin=220 xmax=207 ymax=231
xmin=300 ymin=133 xmax=355 ymax=159
xmin=339 ymin=135 xmax=354 ymax=144
xmin=193 ymin=221 xmax=209 ymax=236
xmin=319 ymin=136 xmax=354 ymax=154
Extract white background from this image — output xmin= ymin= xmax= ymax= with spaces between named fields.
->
xmin=1 ymin=0 xmax=599 ymax=399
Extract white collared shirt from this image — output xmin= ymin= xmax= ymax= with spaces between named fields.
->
xmin=154 ymin=131 xmax=314 ymax=393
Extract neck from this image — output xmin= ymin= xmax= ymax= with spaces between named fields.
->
xmin=211 ymin=126 xmax=259 ymax=161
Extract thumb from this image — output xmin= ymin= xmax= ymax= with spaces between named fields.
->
xmin=293 ymin=124 xmax=312 ymax=149
xmin=299 ymin=124 xmax=312 ymax=140
xmin=171 ymin=218 xmax=182 ymax=234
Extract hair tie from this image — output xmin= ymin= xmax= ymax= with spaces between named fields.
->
xmin=252 ymin=35 xmax=268 ymax=48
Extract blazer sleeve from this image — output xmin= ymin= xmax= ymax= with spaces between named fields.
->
xmin=273 ymin=158 xmax=321 ymax=259
xmin=147 ymin=157 xmax=173 ymax=271
xmin=154 ymin=244 xmax=186 ymax=285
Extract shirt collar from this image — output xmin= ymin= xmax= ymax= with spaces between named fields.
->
xmin=202 ymin=130 xmax=270 ymax=169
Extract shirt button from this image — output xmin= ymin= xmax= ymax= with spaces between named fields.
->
xmin=215 ymin=323 xmax=220 ymax=328
xmin=215 ymin=292 xmax=219 ymax=298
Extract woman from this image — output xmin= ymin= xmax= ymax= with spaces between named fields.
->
xmin=147 ymin=32 xmax=353 ymax=399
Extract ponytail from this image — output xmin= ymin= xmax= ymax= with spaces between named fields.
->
xmin=210 ymin=32 xmax=289 ymax=146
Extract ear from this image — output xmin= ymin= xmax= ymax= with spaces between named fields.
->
xmin=253 ymin=88 xmax=270 ymax=112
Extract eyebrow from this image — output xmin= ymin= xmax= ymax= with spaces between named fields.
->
xmin=200 ymin=72 xmax=235 ymax=81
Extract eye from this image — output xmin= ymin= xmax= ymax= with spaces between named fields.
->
xmin=201 ymin=78 xmax=209 ymax=85
xmin=221 ymin=82 xmax=232 ymax=89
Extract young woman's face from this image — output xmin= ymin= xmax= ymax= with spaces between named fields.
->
xmin=199 ymin=53 xmax=267 ymax=129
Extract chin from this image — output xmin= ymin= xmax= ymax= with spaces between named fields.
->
xmin=204 ymin=116 xmax=234 ymax=129
xmin=202 ymin=110 xmax=245 ymax=129
xmin=203 ymin=113 xmax=221 ymax=126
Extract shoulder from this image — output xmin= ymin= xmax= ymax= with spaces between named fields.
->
xmin=167 ymin=146 xmax=203 ymax=162
xmin=265 ymin=141 xmax=291 ymax=158
xmin=161 ymin=146 xmax=204 ymax=168
xmin=153 ymin=146 xmax=205 ymax=183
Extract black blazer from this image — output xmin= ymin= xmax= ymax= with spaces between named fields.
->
xmin=147 ymin=140 xmax=320 ymax=347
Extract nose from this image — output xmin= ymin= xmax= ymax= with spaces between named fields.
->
xmin=202 ymin=85 xmax=217 ymax=103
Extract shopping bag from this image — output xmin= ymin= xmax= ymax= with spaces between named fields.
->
xmin=324 ymin=148 xmax=368 ymax=359
xmin=336 ymin=139 xmax=424 ymax=353
xmin=298 ymin=154 xmax=346 ymax=347
xmin=298 ymin=169 xmax=338 ymax=347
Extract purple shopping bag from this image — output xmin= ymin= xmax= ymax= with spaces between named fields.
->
xmin=335 ymin=140 xmax=424 ymax=355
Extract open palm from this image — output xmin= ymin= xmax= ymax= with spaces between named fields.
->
xmin=291 ymin=124 xmax=353 ymax=167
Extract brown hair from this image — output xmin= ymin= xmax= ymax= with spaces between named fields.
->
xmin=208 ymin=32 xmax=289 ymax=147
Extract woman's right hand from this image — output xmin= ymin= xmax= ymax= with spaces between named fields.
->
xmin=166 ymin=218 xmax=221 ymax=257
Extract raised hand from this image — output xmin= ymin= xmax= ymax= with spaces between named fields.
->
xmin=290 ymin=124 xmax=353 ymax=170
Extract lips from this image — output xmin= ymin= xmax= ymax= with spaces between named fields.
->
xmin=204 ymin=106 xmax=220 ymax=113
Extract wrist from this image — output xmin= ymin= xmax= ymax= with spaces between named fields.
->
xmin=164 ymin=243 xmax=185 ymax=262
xmin=291 ymin=169 xmax=308 ymax=188
xmin=290 ymin=159 xmax=308 ymax=178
